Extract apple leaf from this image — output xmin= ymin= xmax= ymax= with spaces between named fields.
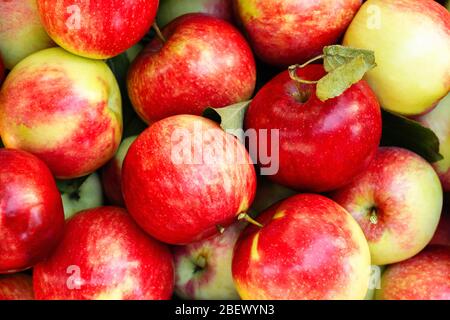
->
xmin=203 ymin=100 xmax=252 ymax=140
xmin=316 ymin=47 xmax=376 ymax=101
xmin=323 ymin=45 xmax=376 ymax=73
xmin=381 ymin=110 xmax=443 ymax=163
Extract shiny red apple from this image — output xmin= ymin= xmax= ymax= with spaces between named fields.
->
xmin=0 ymin=149 xmax=65 ymax=274
xmin=33 ymin=207 xmax=174 ymax=300
xmin=376 ymin=246 xmax=450 ymax=300
xmin=122 ymin=115 xmax=257 ymax=245
xmin=245 ymin=64 xmax=382 ymax=192
xmin=0 ymin=274 xmax=34 ymax=300
xmin=36 ymin=0 xmax=159 ymax=59
xmin=127 ymin=13 xmax=256 ymax=124
xmin=234 ymin=0 xmax=362 ymax=66
xmin=232 ymin=194 xmax=371 ymax=300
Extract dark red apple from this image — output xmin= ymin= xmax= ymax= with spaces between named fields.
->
xmin=0 ymin=54 xmax=4 ymax=84
xmin=430 ymin=205 xmax=450 ymax=247
xmin=232 ymin=194 xmax=371 ymax=300
xmin=234 ymin=0 xmax=362 ymax=66
xmin=0 ymin=274 xmax=34 ymax=300
xmin=245 ymin=64 xmax=382 ymax=192
xmin=33 ymin=207 xmax=174 ymax=300
xmin=101 ymin=136 xmax=137 ymax=206
xmin=376 ymin=245 xmax=450 ymax=300
xmin=127 ymin=13 xmax=256 ymax=124
xmin=122 ymin=115 xmax=257 ymax=245
xmin=36 ymin=0 xmax=159 ymax=59
xmin=0 ymin=149 xmax=65 ymax=274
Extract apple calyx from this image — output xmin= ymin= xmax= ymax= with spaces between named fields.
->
xmin=152 ymin=22 xmax=166 ymax=43
xmin=368 ymin=207 xmax=379 ymax=225
xmin=57 ymin=176 xmax=89 ymax=200
xmin=216 ymin=224 xmax=225 ymax=234
xmin=288 ymin=45 xmax=376 ymax=102
xmin=238 ymin=213 xmax=264 ymax=228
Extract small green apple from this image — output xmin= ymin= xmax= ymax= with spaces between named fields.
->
xmin=58 ymin=173 xmax=103 ymax=220
xmin=157 ymin=0 xmax=233 ymax=27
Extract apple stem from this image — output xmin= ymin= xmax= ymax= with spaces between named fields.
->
xmin=238 ymin=213 xmax=263 ymax=228
xmin=152 ymin=22 xmax=166 ymax=43
xmin=288 ymin=54 xmax=324 ymax=85
xmin=195 ymin=255 xmax=207 ymax=269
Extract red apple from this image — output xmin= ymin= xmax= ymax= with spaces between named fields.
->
xmin=0 ymin=149 xmax=65 ymax=274
xmin=232 ymin=194 xmax=371 ymax=300
xmin=157 ymin=0 xmax=233 ymax=27
xmin=0 ymin=0 xmax=55 ymax=69
xmin=376 ymin=246 xmax=450 ymax=300
xmin=430 ymin=205 xmax=450 ymax=247
xmin=127 ymin=14 xmax=256 ymax=124
xmin=122 ymin=115 xmax=257 ymax=245
xmin=332 ymin=147 xmax=443 ymax=265
xmin=101 ymin=136 xmax=137 ymax=206
xmin=245 ymin=64 xmax=382 ymax=192
xmin=36 ymin=0 xmax=158 ymax=59
xmin=0 ymin=47 xmax=123 ymax=179
xmin=173 ymin=222 xmax=245 ymax=300
xmin=0 ymin=274 xmax=34 ymax=300
xmin=33 ymin=207 xmax=174 ymax=300
xmin=234 ymin=0 xmax=362 ymax=66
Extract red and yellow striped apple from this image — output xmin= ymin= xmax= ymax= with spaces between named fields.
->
xmin=332 ymin=147 xmax=443 ymax=265
xmin=0 ymin=274 xmax=34 ymax=300
xmin=0 ymin=47 xmax=123 ymax=179
xmin=417 ymin=93 xmax=450 ymax=192
xmin=343 ymin=0 xmax=450 ymax=116
xmin=122 ymin=115 xmax=257 ymax=245
xmin=245 ymin=64 xmax=382 ymax=192
xmin=36 ymin=0 xmax=158 ymax=59
xmin=173 ymin=222 xmax=244 ymax=300
xmin=232 ymin=194 xmax=371 ymax=300
xmin=127 ymin=14 xmax=256 ymax=124
xmin=33 ymin=207 xmax=174 ymax=300
xmin=157 ymin=0 xmax=233 ymax=27
xmin=234 ymin=0 xmax=362 ymax=66
xmin=102 ymin=136 xmax=137 ymax=206
xmin=376 ymin=246 xmax=450 ymax=300
xmin=0 ymin=0 xmax=55 ymax=69
xmin=0 ymin=149 xmax=64 ymax=274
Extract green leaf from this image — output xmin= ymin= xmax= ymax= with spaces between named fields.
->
xmin=381 ymin=110 xmax=443 ymax=163
xmin=202 ymin=101 xmax=252 ymax=140
xmin=317 ymin=51 xmax=376 ymax=101
xmin=323 ymin=45 xmax=376 ymax=72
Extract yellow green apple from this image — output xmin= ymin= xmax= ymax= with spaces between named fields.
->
xmin=0 ymin=0 xmax=55 ymax=69
xmin=343 ymin=0 xmax=450 ymax=116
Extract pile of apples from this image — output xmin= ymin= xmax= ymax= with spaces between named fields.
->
xmin=0 ymin=0 xmax=449 ymax=301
